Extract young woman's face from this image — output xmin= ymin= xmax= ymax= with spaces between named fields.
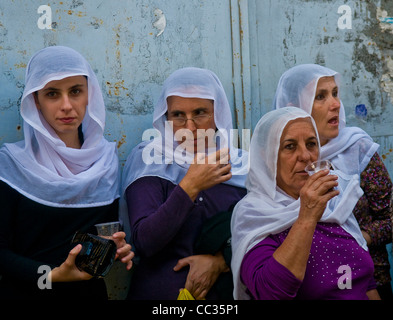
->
xmin=276 ymin=118 xmax=319 ymax=199
xmin=34 ymin=75 xmax=88 ymax=147
xmin=311 ymin=76 xmax=340 ymax=146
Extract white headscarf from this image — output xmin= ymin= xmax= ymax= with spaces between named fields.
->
xmin=0 ymin=46 xmax=120 ymax=207
xmin=121 ymin=67 xmax=248 ymax=193
xmin=231 ymin=107 xmax=366 ymax=300
xmin=273 ymin=64 xmax=379 ymax=175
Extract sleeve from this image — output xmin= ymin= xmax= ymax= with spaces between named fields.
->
xmin=358 ymin=153 xmax=392 ymax=246
xmin=367 ymin=276 xmax=377 ymax=292
xmin=0 ymin=181 xmax=50 ymax=284
xmin=125 ymin=176 xmax=196 ymax=258
xmin=240 ymin=236 xmax=302 ymax=300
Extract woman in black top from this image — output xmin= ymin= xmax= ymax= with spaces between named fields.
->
xmin=0 ymin=46 xmax=133 ymax=299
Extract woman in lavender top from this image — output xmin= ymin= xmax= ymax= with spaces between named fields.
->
xmin=231 ymin=107 xmax=379 ymax=300
xmin=122 ymin=68 xmax=248 ymax=299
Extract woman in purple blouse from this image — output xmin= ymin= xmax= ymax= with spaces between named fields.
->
xmin=273 ymin=64 xmax=392 ymax=299
xmin=231 ymin=107 xmax=379 ymax=300
xmin=122 ymin=68 xmax=248 ymax=299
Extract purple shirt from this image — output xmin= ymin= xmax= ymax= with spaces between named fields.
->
xmin=241 ymin=222 xmax=376 ymax=300
xmin=126 ymin=176 xmax=246 ymax=300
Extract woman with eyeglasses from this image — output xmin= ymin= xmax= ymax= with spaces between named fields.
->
xmin=121 ymin=67 xmax=248 ymax=300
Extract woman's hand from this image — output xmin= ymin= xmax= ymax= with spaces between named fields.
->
xmin=298 ymin=169 xmax=340 ymax=224
xmin=179 ymin=148 xmax=232 ymax=201
xmin=112 ymin=231 xmax=134 ymax=270
xmin=49 ymin=244 xmax=93 ymax=282
xmin=173 ymin=252 xmax=229 ymax=300
xmin=366 ymin=289 xmax=381 ymax=300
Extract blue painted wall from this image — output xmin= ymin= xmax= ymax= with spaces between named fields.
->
xmin=0 ymin=0 xmax=235 ymax=165
xmin=2 ymin=1 xmax=393 ymax=174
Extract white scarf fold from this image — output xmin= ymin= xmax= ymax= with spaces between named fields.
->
xmin=0 ymin=46 xmax=119 ymax=207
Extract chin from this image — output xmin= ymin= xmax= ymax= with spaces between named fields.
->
xmin=328 ymin=131 xmax=340 ymax=141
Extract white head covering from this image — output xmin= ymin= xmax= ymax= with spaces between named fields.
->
xmin=231 ymin=107 xmax=366 ymax=300
xmin=273 ymin=64 xmax=379 ymax=175
xmin=121 ymin=67 xmax=248 ymax=193
xmin=0 ymin=46 xmax=119 ymax=207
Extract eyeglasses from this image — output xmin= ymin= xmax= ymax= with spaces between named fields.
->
xmin=168 ymin=114 xmax=213 ymax=127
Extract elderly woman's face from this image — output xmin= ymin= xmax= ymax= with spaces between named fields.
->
xmin=276 ymin=118 xmax=319 ymax=199
xmin=311 ymin=76 xmax=340 ymax=146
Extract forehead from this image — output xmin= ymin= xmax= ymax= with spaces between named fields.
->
xmin=41 ymin=75 xmax=87 ymax=90
xmin=167 ymin=96 xmax=214 ymax=112
xmin=280 ymin=118 xmax=316 ymax=140
xmin=316 ymin=76 xmax=337 ymax=89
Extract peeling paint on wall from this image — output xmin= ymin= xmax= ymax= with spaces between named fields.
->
xmin=342 ymin=1 xmax=393 ymax=132
xmin=374 ymin=6 xmax=393 ymax=108
xmin=152 ymin=8 xmax=166 ymax=37
xmin=2 ymin=0 xmax=392 ymax=176
xmin=377 ymin=7 xmax=393 ymax=32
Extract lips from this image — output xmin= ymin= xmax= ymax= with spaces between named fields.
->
xmin=58 ymin=117 xmax=76 ymax=123
xmin=328 ymin=116 xmax=339 ymax=125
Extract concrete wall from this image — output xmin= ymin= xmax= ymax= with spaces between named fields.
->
xmin=247 ymin=0 xmax=393 ymax=175
xmin=0 ymin=0 xmax=236 ymax=166
xmin=2 ymin=1 xmax=393 ymax=174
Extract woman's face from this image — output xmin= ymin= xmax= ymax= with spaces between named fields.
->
xmin=276 ymin=118 xmax=319 ymax=199
xmin=311 ymin=76 xmax=340 ymax=146
xmin=166 ymin=95 xmax=216 ymax=153
xmin=34 ymin=75 xmax=88 ymax=148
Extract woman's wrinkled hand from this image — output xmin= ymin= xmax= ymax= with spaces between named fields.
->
xmin=173 ymin=253 xmax=229 ymax=300
xmin=179 ymin=148 xmax=232 ymax=201
xmin=299 ymin=169 xmax=339 ymax=223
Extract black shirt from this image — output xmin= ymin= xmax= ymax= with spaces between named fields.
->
xmin=0 ymin=180 xmax=119 ymax=299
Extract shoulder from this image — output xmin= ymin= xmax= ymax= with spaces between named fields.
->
xmin=0 ymin=180 xmax=20 ymax=197
xmin=131 ymin=175 xmax=173 ymax=187
xmin=361 ymin=152 xmax=390 ymax=177
xmin=126 ymin=176 xmax=176 ymax=196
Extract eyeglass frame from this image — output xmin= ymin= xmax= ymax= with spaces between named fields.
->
xmin=166 ymin=113 xmax=213 ymax=127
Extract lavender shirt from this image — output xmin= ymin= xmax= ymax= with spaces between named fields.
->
xmin=126 ymin=176 xmax=246 ymax=300
xmin=240 ymin=222 xmax=376 ymax=300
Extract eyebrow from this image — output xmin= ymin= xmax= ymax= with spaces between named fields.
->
xmin=315 ymin=86 xmax=338 ymax=94
xmin=168 ymin=107 xmax=209 ymax=116
xmin=282 ymin=136 xmax=317 ymax=144
xmin=41 ymin=83 xmax=86 ymax=92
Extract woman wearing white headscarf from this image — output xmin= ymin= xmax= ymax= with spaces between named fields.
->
xmin=0 ymin=46 xmax=133 ymax=299
xmin=273 ymin=64 xmax=392 ymax=299
xmin=231 ymin=107 xmax=378 ymax=300
xmin=122 ymin=67 xmax=248 ymax=300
